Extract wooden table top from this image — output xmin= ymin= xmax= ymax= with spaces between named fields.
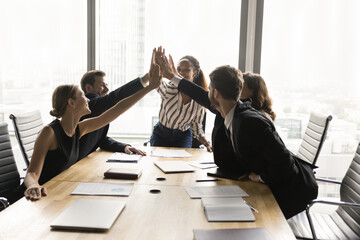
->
xmin=0 ymin=147 xmax=295 ymax=240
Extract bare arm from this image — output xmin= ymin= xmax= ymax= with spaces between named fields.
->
xmin=24 ymin=126 xmax=56 ymax=200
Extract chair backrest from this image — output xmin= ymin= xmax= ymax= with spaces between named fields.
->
xmin=0 ymin=122 xmax=20 ymax=196
xmin=9 ymin=110 xmax=44 ymax=167
xmin=297 ymin=112 xmax=332 ymax=166
xmin=337 ymin=142 xmax=360 ymax=235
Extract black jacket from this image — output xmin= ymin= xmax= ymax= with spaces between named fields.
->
xmin=78 ymin=77 xmax=144 ymax=160
xmin=177 ymin=78 xmax=318 ymax=219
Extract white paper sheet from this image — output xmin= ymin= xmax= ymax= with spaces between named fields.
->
xmin=71 ymin=182 xmax=134 ymax=196
xmin=151 ymin=149 xmax=192 ymax=158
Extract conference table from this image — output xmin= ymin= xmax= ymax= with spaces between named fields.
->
xmin=0 ymin=147 xmax=296 ymax=240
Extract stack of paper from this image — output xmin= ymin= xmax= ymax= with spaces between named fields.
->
xmin=71 ymin=182 xmax=134 ymax=196
xmin=151 ymin=149 xmax=192 ymax=158
xmin=154 ymin=161 xmax=195 ymax=173
xmin=106 ymin=152 xmax=142 ymax=163
xmin=201 ymin=197 xmax=255 ymax=222
xmin=184 ymin=185 xmax=249 ymax=199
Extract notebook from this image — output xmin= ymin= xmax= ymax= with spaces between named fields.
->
xmin=50 ymin=199 xmax=126 ymax=231
xmin=154 ymin=161 xmax=195 ymax=173
xmin=104 ymin=167 xmax=142 ymax=180
xmin=106 ymin=152 xmax=142 ymax=163
xmin=193 ymin=228 xmax=273 ymax=240
xmin=201 ymin=197 xmax=255 ymax=222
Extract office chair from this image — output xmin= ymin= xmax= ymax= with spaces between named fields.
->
xmin=0 ymin=122 xmax=21 ymax=211
xmin=9 ymin=110 xmax=43 ymax=169
xmin=288 ymin=142 xmax=360 ymax=240
xmin=297 ymin=112 xmax=332 ymax=167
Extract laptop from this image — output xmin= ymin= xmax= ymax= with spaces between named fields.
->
xmin=154 ymin=160 xmax=195 ymax=173
xmin=50 ymin=199 xmax=126 ymax=231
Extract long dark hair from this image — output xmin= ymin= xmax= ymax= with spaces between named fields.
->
xmin=179 ymin=55 xmax=208 ymax=91
xmin=243 ymin=72 xmax=276 ymax=121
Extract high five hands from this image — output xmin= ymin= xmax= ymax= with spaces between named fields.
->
xmin=154 ymin=46 xmax=182 ymax=80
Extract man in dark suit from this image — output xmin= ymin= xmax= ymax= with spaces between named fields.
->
xmin=78 ymin=70 xmax=147 ymax=160
xmin=155 ymin=50 xmax=317 ymax=219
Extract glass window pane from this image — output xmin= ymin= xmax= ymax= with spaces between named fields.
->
xmin=261 ymin=0 xmax=359 ymax=188
xmin=0 ymin=0 xmax=87 ymax=126
xmin=98 ymin=0 xmax=241 ymax=138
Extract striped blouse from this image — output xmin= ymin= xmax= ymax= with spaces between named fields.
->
xmin=157 ymin=79 xmax=205 ymax=140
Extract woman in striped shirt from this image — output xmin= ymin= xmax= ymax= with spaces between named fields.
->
xmin=150 ymin=55 xmax=212 ymax=152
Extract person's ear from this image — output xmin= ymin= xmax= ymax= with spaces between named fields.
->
xmin=192 ymin=70 xmax=198 ymax=79
xmin=84 ymin=84 xmax=93 ymax=94
xmin=213 ymin=88 xmax=220 ymax=99
xmin=68 ymin=98 xmax=75 ymax=109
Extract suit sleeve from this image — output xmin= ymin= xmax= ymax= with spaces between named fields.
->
xmin=88 ymin=77 xmax=144 ymax=116
xmin=178 ymin=79 xmax=218 ymax=114
xmin=239 ymin=117 xmax=297 ymax=185
xmin=100 ymin=136 xmax=130 ymax=152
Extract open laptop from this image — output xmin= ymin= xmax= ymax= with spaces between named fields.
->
xmin=50 ymin=199 xmax=126 ymax=231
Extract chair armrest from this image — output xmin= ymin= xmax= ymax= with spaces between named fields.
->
xmin=316 ymin=177 xmax=342 ymax=184
xmin=0 ymin=197 xmax=9 ymax=210
xmin=305 ymin=198 xmax=360 ymax=240
xmin=308 ymin=198 xmax=360 ymax=209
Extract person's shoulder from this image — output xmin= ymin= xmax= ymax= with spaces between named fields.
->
xmin=38 ymin=125 xmax=55 ymax=140
xmin=235 ymin=105 xmax=272 ymax=128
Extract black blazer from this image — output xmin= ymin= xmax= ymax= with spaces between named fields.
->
xmin=78 ymin=77 xmax=144 ymax=160
xmin=177 ymin=78 xmax=318 ymax=219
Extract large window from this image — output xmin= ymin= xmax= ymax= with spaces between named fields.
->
xmin=261 ymin=0 xmax=360 ymax=182
xmin=0 ymin=0 xmax=87 ymax=126
xmin=97 ymin=0 xmax=241 ymax=138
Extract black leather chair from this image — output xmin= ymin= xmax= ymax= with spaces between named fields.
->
xmin=297 ymin=112 xmax=332 ymax=167
xmin=9 ymin=110 xmax=43 ymax=169
xmin=288 ymin=142 xmax=360 ymax=239
xmin=0 ymin=122 xmax=21 ymax=211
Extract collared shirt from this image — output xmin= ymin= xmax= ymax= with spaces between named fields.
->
xmin=224 ymin=104 xmax=237 ymax=148
xmin=157 ymin=79 xmax=205 ymax=139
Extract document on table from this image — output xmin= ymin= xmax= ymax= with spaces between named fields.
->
xmin=106 ymin=152 xmax=142 ymax=163
xmin=193 ymin=228 xmax=273 ymax=240
xmin=188 ymin=159 xmax=217 ymax=169
xmin=151 ymin=148 xmax=192 ymax=158
xmin=154 ymin=161 xmax=195 ymax=173
xmin=71 ymin=182 xmax=134 ymax=196
xmin=201 ymin=197 xmax=255 ymax=222
xmin=184 ymin=185 xmax=249 ymax=199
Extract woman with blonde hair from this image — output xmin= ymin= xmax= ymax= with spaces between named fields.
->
xmin=13 ymin=52 xmax=161 ymax=202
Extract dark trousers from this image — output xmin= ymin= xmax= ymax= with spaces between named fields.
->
xmin=150 ymin=122 xmax=193 ymax=148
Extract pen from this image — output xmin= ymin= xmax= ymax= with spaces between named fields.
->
xmin=196 ymin=179 xmax=221 ymax=182
xmin=244 ymin=201 xmax=259 ymax=213
xmin=200 ymin=162 xmax=215 ymax=164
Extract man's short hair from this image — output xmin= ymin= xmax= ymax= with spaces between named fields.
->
xmin=209 ymin=65 xmax=243 ymax=101
xmin=80 ymin=70 xmax=106 ymax=93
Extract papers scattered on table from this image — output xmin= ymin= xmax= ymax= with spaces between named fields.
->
xmin=71 ymin=182 xmax=134 ymax=196
xmin=106 ymin=152 xmax=142 ymax=163
xmin=193 ymin=228 xmax=273 ymax=240
xmin=154 ymin=161 xmax=195 ymax=173
xmin=151 ymin=149 xmax=192 ymax=158
xmin=201 ymin=197 xmax=255 ymax=222
xmin=184 ymin=185 xmax=249 ymax=199
xmin=188 ymin=160 xmax=217 ymax=169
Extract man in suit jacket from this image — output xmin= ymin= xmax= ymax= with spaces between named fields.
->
xmin=156 ymin=51 xmax=317 ymax=219
xmin=78 ymin=70 xmax=147 ymax=160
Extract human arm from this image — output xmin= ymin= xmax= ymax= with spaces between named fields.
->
xmin=191 ymin=109 xmax=212 ymax=152
xmin=154 ymin=47 xmax=217 ymax=113
xmin=23 ymin=126 xmax=56 ymax=200
xmin=79 ymin=57 xmax=161 ymax=137
xmin=100 ymin=137 xmax=146 ymax=156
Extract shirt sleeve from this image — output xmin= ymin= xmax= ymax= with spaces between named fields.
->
xmin=191 ymin=107 xmax=205 ymax=140
xmin=157 ymin=79 xmax=179 ymax=100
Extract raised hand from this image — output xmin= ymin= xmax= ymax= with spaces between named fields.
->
xmin=155 ymin=46 xmax=175 ymax=80
xmin=169 ymin=54 xmax=182 ymax=78
xmin=148 ymin=49 xmax=161 ymax=89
